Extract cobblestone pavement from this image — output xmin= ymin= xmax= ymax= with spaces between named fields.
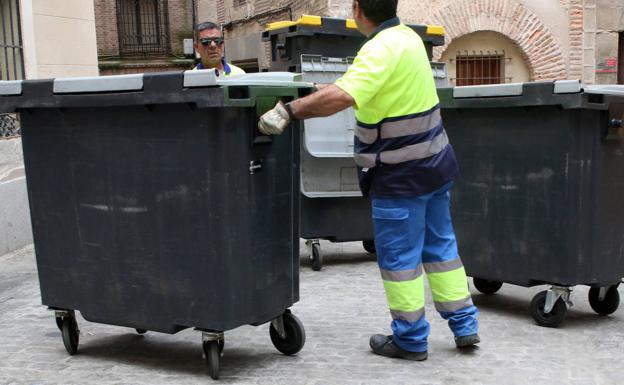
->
xmin=0 ymin=242 xmax=623 ymax=385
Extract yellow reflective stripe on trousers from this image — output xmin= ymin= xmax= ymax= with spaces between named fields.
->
xmin=383 ymin=275 xmax=425 ymax=312
xmin=354 ymin=130 xmax=449 ymax=168
xmin=427 ymin=266 xmax=471 ymax=303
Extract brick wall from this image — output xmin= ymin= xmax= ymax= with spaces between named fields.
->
xmin=168 ymin=0 xmax=194 ymax=54
xmin=203 ymin=0 xmax=622 ymax=82
xmin=94 ymin=0 xmax=119 ymax=56
xmin=426 ymin=0 xmax=567 ymax=81
xmin=593 ymin=0 xmax=623 ymax=84
xmin=94 ymin=0 xmax=195 ymax=75
xmin=321 ymin=0 xmax=602 ymax=82
xmin=568 ymin=0 xmax=585 ymax=81
xmin=94 ymin=0 xmax=193 ymax=56
xmin=196 ymin=0 xmax=218 ymax=23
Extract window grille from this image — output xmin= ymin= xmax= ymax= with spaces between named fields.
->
xmin=452 ymin=51 xmax=510 ymax=86
xmin=117 ymin=0 xmax=170 ymax=55
xmin=0 ymin=113 xmax=19 ymax=138
xmin=0 ymin=0 xmax=24 ymax=81
xmin=0 ymin=0 xmax=23 ymax=138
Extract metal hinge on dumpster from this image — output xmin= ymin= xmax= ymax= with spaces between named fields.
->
xmin=606 ymin=117 xmax=623 ymax=142
xmin=249 ymin=159 xmax=263 ymax=174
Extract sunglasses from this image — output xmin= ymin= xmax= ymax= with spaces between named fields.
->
xmin=200 ymin=37 xmax=224 ymax=47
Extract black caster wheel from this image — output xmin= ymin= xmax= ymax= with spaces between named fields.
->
xmin=362 ymin=240 xmax=376 ymax=254
xmin=61 ymin=317 xmax=80 ymax=355
xmin=270 ymin=311 xmax=306 ymax=355
xmin=530 ymin=290 xmax=567 ymax=328
xmin=203 ymin=340 xmax=220 ymax=380
xmin=588 ymin=286 xmax=620 ymax=316
xmin=473 ymin=278 xmax=503 ymax=295
xmin=311 ymin=243 xmax=323 ymax=271
xmin=55 ymin=317 xmax=64 ymax=331
xmin=135 ymin=329 xmax=148 ymax=335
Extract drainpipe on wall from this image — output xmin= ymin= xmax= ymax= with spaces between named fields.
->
xmin=191 ymin=0 xmax=197 ymax=28
xmin=221 ymin=5 xmax=293 ymax=30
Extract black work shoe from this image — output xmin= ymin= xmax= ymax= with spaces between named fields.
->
xmin=455 ymin=333 xmax=481 ymax=348
xmin=369 ymin=334 xmax=428 ymax=361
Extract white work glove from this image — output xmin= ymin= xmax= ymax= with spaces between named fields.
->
xmin=258 ymin=101 xmax=292 ymax=135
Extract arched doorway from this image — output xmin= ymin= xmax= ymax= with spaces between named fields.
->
xmin=440 ymin=31 xmax=531 ymax=86
xmin=426 ymin=0 xmax=567 ymax=82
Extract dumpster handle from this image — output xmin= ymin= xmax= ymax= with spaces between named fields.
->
xmin=604 ymin=118 xmax=623 ymax=142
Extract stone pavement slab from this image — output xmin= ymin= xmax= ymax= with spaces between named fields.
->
xmin=0 ymin=242 xmax=623 ymax=385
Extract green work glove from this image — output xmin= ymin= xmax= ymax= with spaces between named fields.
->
xmin=258 ymin=101 xmax=292 ymax=135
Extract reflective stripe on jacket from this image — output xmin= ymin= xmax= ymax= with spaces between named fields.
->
xmin=334 ymin=18 xmax=458 ymax=197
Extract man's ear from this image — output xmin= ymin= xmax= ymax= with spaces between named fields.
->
xmin=353 ymin=0 xmax=361 ymax=19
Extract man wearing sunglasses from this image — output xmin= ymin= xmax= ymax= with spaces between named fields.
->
xmin=194 ymin=21 xmax=245 ymax=77
xmin=258 ymin=0 xmax=479 ymax=362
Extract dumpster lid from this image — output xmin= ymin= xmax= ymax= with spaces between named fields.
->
xmin=264 ymin=15 xmax=445 ymax=45
xmin=453 ymin=83 xmax=524 ymax=98
xmin=0 ymin=71 xmax=313 ymax=114
xmin=440 ymin=80 xmax=614 ymax=110
xmin=299 ymin=55 xmax=355 ymax=158
xmin=453 ymin=80 xmax=587 ymax=99
xmin=183 ymin=70 xmax=310 ymax=88
xmin=0 ymin=80 xmax=22 ymax=96
xmin=451 ymin=80 xmax=624 ymax=100
xmin=183 ymin=69 xmax=219 ymax=87
xmin=217 ymin=72 xmax=310 ymax=87
xmin=266 ymin=15 xmax=322 ymax=30
xmin=53 ymin=74 xmax=144 ymax=94
xmin=584 ymin=85 xmax=624 ymax=97
xmin=553 ymin=80 xmax=582 ymax=94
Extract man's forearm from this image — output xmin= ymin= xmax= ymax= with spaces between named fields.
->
xmin=314 ymin=83 xmax=332 ymax=91
xmin=288 ymin=84 xmax=355 ymax=120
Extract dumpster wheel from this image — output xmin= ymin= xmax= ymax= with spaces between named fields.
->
xmin=270 ymin=310 xmax=306 ymax=355
xmin=203 ymin=340 xmax=220 ymax=380
xmin=307 ymin=240 xmax=323 ymax=271
xmin=530 ymin=290 xmax=567 ymax=328
xmin=363 ymin=240 xmax=376 ymax=254
xmin=588 ymin=286 xmax=620 ymax=316
xmin=61 ymin=316 xmax=80 ymax=355
xmin=473 ymin=278 xmax=503 ymax=295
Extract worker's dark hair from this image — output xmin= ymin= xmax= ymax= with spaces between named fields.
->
xmin=355 ymin=0 xmax=398 ymax=24
xmin=194 ymin=21 xmax=221 ymax=40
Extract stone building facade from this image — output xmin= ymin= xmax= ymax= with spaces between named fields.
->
xmin=94 ymin=0 xmax=196 ymax=75
xmin=203 ymin=0 xmax=623 ymax=85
